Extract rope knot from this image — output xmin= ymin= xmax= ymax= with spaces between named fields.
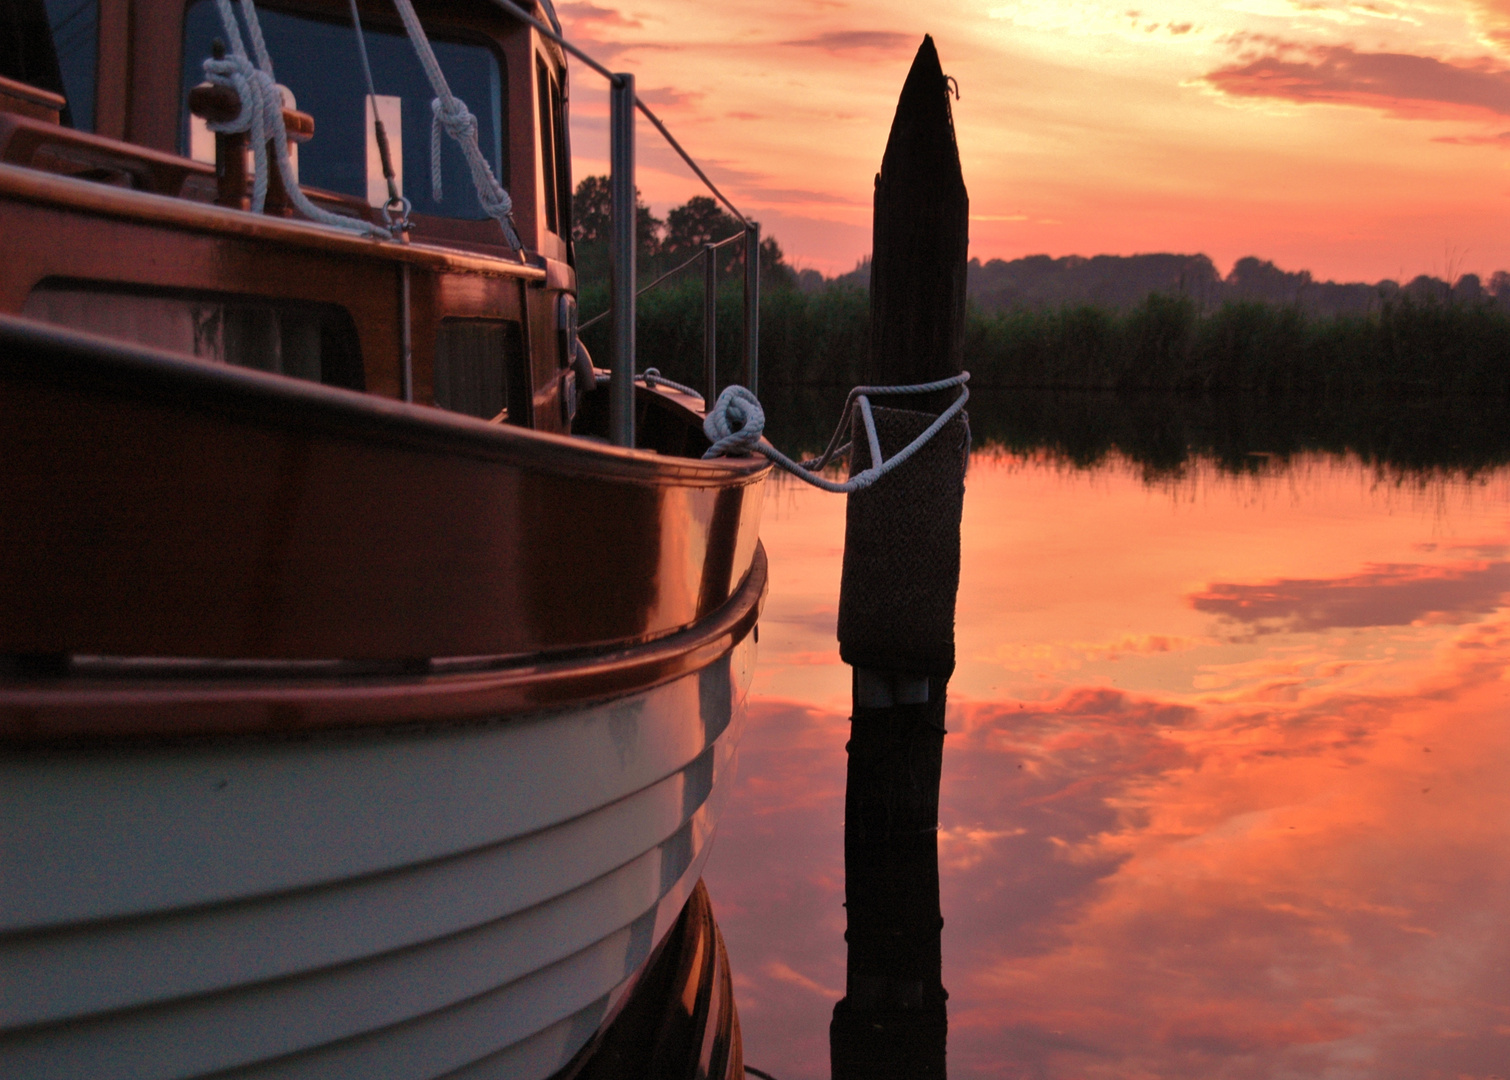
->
xmin=702 ymin=385 xmax=765 ymax=459
xmin=202 ymin=55 xmax=258 ymax=134
xmin=427 ymin=92 xmax=517 ymax=243
xmin=430 ymin=96 xmax=475 ymax=201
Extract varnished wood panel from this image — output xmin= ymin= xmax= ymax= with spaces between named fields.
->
xmin=0 ymin=316 xmax=768 ymax=666
xmin=95 ymin=0 xmax=130 ymax=139
xmin=0 ymin=194 xmax=405 ymax=390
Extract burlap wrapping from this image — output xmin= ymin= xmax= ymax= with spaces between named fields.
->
xmin=837 ymin=405 xmax=968 ymax=676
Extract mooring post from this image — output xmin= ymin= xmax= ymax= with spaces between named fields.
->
xmin=830 ymin=35 xmax=969 ymax=1080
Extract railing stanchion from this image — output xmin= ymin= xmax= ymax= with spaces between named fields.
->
xmin=704 ymin=242 xmax=717 ymax=408
xmin=609 ymin=73 xmax=636 ymax=448
xmin=743 ymin=222 xmax=759 ymax=398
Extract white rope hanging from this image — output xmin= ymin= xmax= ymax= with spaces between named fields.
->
xmin=389 ymin=0 xmax=523 ymax=249
xmin=203 ymin=0 xmax=389 ymax=238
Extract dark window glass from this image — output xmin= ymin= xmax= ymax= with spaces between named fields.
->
xmin=550 ymin=69 xmax=571 ymax=243
xmin=45 ymin=0 xmax=95 ymax=130
xmin=181 ymin=0 xmax=506 ymax=220
xmin=535 ymin=56 xmax=556 ymax=235
xmin=434 ymin=318 xmax=524 ymax=421
xmin=22 ymin=283 xmax=365 ymax=390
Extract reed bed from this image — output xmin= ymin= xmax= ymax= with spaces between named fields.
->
xmin=579 ymin=281 xmax=1510 ymax=397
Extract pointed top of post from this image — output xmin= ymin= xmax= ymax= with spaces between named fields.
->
xmin=879 ymin=35 xmax=963 ymax=194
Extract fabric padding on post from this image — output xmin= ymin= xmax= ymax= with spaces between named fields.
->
xmin=837 ymin=404 xmax=968 ymax=677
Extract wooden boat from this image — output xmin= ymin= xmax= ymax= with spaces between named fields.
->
xmin=0 ymin=0 xmax=765 ymax=1075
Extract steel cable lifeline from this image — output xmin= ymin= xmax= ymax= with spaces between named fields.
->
xmin=578 ymin=230 xmax=745 ymax=333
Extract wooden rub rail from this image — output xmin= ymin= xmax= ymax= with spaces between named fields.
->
xmin=0 ymin=543 xmax=765 ymax=743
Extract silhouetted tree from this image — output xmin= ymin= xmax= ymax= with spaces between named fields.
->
xmin=572 ymin=175 xmax=662 ymax=257
xmin=662 ymin=195 xmax=742 ymax=256
xmin=1227 ymin=256 xmax=1312 ymax=305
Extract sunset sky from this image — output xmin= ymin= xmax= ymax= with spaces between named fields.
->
xmin=558 ymin=0 xmax=1510 ymax=283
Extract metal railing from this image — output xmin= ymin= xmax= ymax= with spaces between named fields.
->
xmin=485 ymin=0 xmax=760 ymax=448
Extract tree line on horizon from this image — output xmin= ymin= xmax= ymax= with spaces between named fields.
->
xmin=828 ymin=252 xmax=1509 ymax=317
xmin=570 ymin=177 xmax=1510 ymax=397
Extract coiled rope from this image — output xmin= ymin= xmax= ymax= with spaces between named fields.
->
xmin=611 ymin=370 xmax=970 ymax=493
xmin=389 ymin=0 xmax=523 ymax=249
xmin=203 ymin=0 xmax=389 ymax=238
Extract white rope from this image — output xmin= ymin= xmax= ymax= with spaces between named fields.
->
xmin=640 ymin=368 xmax=703 ymax=402
xmin=203 ymin=0 xmax=389 ymax=238
xmin=389 ymin=0 xmax=522 ymax=249
xmin=700 ymin=374 xmax=969 ymax=492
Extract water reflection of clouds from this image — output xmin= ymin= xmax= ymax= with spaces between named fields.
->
xmin=950 ymin=621 xmax=1510 ymax=1077
xmin=1190 ymin=559 xmax=1510 ymax=634
xmin=707 ymin=454 xmax=1510 ymax=1079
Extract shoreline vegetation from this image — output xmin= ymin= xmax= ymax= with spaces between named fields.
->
xmin=581 ymin=280 xmax=1510 ymax=397
xmin=572 ymin=179 xmax=1510 ymax=476
xmin=572 ymin=178 xmax=1510 ymax=398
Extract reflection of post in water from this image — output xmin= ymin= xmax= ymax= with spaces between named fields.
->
xmin=830 ymin=34 xmax=969 ymax=1080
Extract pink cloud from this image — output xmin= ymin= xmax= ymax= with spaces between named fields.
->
xmin=1189 ymin=560 xmax=1510 ymax=633
xmin=1202 ymin=44 xmax=1510 ymax=123
xmin=556 ymin=1 xmax=642 ymax=28
xmin=781 ymin=30 xmax=917 ymax=56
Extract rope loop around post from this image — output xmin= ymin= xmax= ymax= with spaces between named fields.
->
xmin=696 ymin=372 xmax=970 ymax=493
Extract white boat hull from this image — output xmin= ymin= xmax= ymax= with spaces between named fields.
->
xmin=0 ymin=633 xmax=754 ymax=1079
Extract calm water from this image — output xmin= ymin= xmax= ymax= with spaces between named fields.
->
xmin=703 ymin=446 xmax=1510 ymax=1080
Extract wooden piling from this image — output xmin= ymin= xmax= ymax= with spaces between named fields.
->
xmin=830 ymin=34 xmax=968 ymax=1080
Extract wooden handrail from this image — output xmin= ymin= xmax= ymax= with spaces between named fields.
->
xmin=0 ymin=74 xmax=65 ymax=125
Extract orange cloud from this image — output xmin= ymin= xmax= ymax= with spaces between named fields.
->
xmin=1468 ymin=0 xmax=1510 ymax=49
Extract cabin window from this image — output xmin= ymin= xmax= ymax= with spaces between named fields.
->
xmin=535 ymin=56 xmax=555 ymax=234
xmin=1 ymin=0 xmax=95 ymax=128
xmin=43 ymin=0 xmax=96 ymax=130
xmin=180 ymin=1 xmax=507 ymax=221
xmin=550 ymin=67 xmax=571 ymax=244
xmin=535 ymin=56 xmax=570 ymax=239
xmin=434 ymin=318 xmax=525 ymax=421
xmin=22 ymin=283 xmax=365 ymax=389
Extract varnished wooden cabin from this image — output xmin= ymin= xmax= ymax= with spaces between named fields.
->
xmin=2 ymin=0 xmax=587 ymax=426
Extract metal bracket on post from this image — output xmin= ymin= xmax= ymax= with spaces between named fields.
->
xmin=743 ymin=222 xmax=759 ymax=399
xmin=609 ymin=73 xmax=636 ymax=448
xmin=704 ymin=242 xmax=717 ymax=407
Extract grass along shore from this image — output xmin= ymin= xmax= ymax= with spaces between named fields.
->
xmin=578 ymin=279 xmax=1510 ymax=398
